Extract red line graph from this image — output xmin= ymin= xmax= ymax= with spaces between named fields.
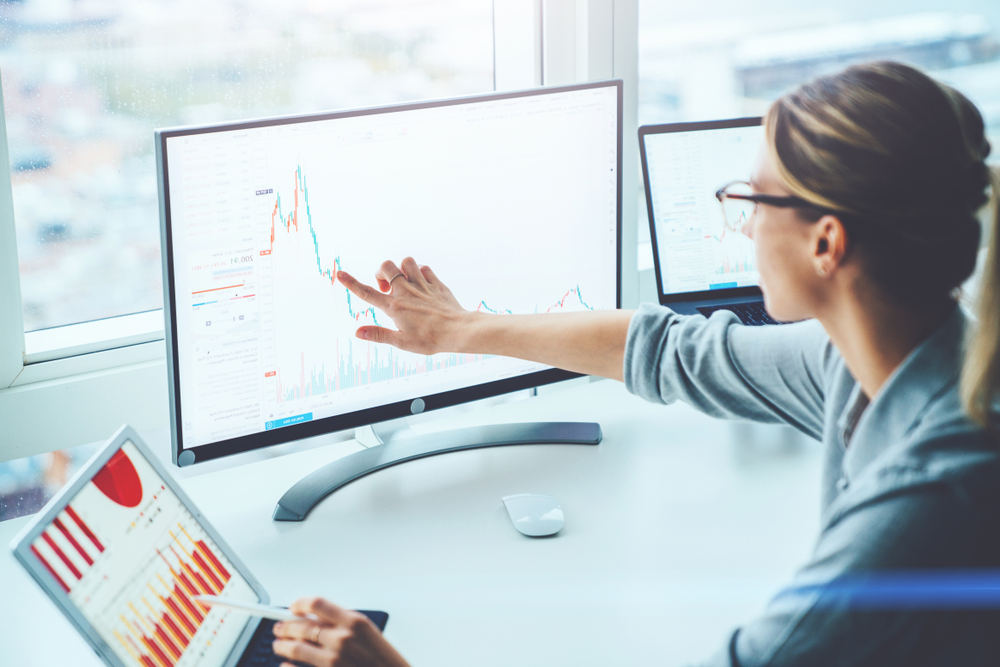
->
xmin=191 ymin=283 xmax=243 ymax=296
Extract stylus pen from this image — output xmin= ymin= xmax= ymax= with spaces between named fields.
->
xmin=193 ymin=595 xmax=308 ymax=622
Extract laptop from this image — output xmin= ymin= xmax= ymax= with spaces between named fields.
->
xmin=11 ymin=424 xmax=387 ymax=667
xmin=639 ymin=116 xmax=779 ymax=326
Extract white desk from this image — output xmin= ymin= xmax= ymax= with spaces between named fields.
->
xmin=0 ymin=380 xmax=822 ymax=666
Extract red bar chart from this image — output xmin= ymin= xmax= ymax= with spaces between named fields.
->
xmin=109 ymin=524 xmax=233 ymax=667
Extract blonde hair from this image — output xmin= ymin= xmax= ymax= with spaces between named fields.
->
xmin=962 ymin=167 xmax=1000 ymax=432
xmin=766 ymin=61 xmax=998 ymax=431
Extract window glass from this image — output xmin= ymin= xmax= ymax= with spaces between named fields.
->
xmin=638 ymin=2 xmax=1000 ymax=246
xmin=0 ymin=444 xmax=100 ymax=522
xmin=3 ymin=0 xmax=494 ymax=332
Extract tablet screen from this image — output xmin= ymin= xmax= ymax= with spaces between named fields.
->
xmin=27 ymin=440 xmax=259 ymax=667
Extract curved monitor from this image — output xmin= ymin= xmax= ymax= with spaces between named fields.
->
xmin=157 ymin=80 xmax=622 ymax=465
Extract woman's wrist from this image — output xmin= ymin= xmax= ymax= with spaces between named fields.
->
xmin=450 ymin=310 xmax=489 ymax=354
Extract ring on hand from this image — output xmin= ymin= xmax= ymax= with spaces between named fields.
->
xmin=388 ymin=272 xmax=407 ymax=285
xmin=310 ymin=625 xmax=322 ymax=644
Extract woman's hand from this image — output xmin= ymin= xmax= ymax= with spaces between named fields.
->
xmin=338 ymin=255 xmax=633 ymax=380
xmin=336 ymin=256 xmax=472 ymax=355
xmin=271 ymin=597 xmax=411 ymax=667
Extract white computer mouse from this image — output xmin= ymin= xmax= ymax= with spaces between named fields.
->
xmin=501 ymin=493 xmax=564 ymax=537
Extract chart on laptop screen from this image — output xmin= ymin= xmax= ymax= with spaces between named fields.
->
xmin=165 ymin=86 xmax=619 ymax=450
xmin=29 ymin=441 xmax=258 ymax=667
xmin=644 ymin=124 xmax=764 ymax=295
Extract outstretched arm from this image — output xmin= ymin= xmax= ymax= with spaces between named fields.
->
xmin=336 ymin=257 xmax=634 ymax=381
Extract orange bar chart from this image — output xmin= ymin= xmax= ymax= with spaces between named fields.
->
xmin=112 ymin=524 xmax=232 ymax=667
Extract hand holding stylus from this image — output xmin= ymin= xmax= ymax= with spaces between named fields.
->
xmin=271 ymin=597 xmax=411 ymax=667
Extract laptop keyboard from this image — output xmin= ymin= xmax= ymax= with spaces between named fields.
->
xmin=696 ymin=302 xmax=780 ymax=326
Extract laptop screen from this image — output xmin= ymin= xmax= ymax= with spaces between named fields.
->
xmin=27 ymin=440 xmax=259 ymax=667
xmin=642 ymin=120 xmax=764 ymax=297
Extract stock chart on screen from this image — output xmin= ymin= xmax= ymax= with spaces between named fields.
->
xmin=164 ymin=85 xmax=619 ymax=450
xmin=29 ymin=441 xmax=259 ymax=667
xmin=644 ymin=123 xmax=763 ymax=295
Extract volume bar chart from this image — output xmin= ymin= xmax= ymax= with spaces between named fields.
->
xmin=112 ymin=525 xmax=232 ymax=667
xmin=277 ymin=343 xmax=494 ymax=402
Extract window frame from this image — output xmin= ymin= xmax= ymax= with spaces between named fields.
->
xmin=0 ymin=0 xmax=639 ymax=462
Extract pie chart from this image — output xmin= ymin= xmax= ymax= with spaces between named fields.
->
xmin=92 ymin=449 xmax=143 ymax=508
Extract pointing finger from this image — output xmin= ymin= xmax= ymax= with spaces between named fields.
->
xmin=337 ymin=270 xmax=391 ymax=311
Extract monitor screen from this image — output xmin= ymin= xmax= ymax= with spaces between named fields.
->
xmin=159 ymin=81 xmax=622 ymax=464
xmin=26 ymin=440 xmax=259 ymax=667
xmin=641 ymin=120 xmax=764 ymax=297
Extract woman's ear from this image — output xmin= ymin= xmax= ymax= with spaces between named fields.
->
xmin=814 ymin=214 xmax=847 ymax=276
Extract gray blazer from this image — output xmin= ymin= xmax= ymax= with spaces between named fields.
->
xmin=624 ymin=304 xmax=1000 ymax=666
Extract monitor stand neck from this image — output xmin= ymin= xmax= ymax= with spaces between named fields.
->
xmin=272 ymin=420 xmax=602 ymax=522
xmin=353 ymin=419 xmax=417 ymax=448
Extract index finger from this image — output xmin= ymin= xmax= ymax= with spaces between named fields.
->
xmin=288 ymin=597 xmax=353 ymax=627
xmin=336 ymin=270 xmax=391 ymax=311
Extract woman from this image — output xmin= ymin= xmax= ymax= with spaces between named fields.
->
xmin=272 ymin=61 xmax=1000 ymax=666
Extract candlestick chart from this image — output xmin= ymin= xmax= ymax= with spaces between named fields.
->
xmin=260 ymin=164 xmax=597 ymax=404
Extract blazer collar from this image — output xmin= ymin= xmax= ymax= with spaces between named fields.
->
xmin=839 ymin=306 xmax=967 ymax=481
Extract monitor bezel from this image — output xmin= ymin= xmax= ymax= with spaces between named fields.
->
xmin=10 ymin=424 xmax=268 ymax=667
xmin=158 ymin=79 xmax=623 ymax=465
xmin=638 ymin=116 xmax=763 ymax=305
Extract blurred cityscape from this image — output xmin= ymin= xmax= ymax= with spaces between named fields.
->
xmin=3 ymin=0 xmax=494 ymax=332
xmin=637 ymin=3 xmax=1000 ymax=246
xmin=7 ymin=1 xmax=1000 ymax=333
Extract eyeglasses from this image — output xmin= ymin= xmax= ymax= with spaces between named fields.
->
xmin=715 ymin=181 xmax=821 ymax=232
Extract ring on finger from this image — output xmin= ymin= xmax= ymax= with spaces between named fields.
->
xmin=388 ymin=272 xmax=407 ymax=285
xmin=310 ymin=625 xmax=322 ymax=644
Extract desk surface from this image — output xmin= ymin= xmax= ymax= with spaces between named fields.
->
xmin=1 ymin=380 xmax=822 ymax=666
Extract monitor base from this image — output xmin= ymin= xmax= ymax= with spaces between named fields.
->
xmin=272 ymin=421 xmax=602 ymax=522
